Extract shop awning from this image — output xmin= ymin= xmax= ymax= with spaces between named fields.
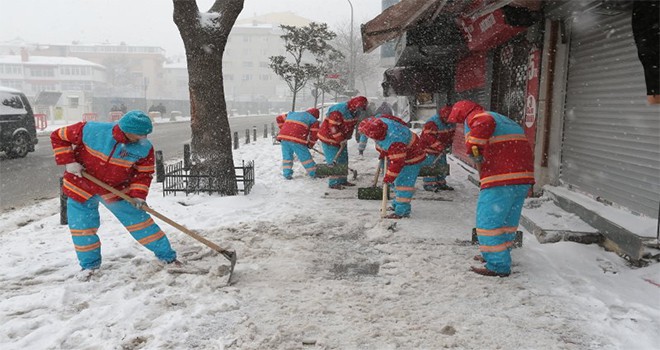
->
xmin=361 ymin=0 xmax=450 ymax=53
xmin=361 ymin=0 xmax=542 ymax=54
xmin=382 ymin=65 xmax=451 ymax=96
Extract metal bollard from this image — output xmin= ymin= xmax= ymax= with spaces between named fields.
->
xmin=155 ymin=150 xmax=165 ymax=182
xmin=234 ymin=131 xmax=239 ymax=149
xmin=245 ymin=129 xmax=250 ymax=144
xmin=263 ymin=124 xmax=268 ymax=138
xmin=271 ymin=123 xmax=275 ymax=137
xmin=253 ymin=126 xmax=257 ymax=142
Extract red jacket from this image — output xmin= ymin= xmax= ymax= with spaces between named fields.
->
xmin=420 ymin=115 xmax=455 ymax=156
xmin=51 ymin=122 xmax=155 ymax=203
xmin=276 ymin=111 xmax=319 ymax=147
xmin=465 ymin=111 xmax=535 ymax=189
xmin=317 ymin=111 xmax=348 ymax=146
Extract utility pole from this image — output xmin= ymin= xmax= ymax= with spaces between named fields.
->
xmin=347 ymin=0 xmax=355 ymax=95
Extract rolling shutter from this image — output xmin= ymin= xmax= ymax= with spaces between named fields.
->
xmin=561 ymin=10 xmax=660 ymax=217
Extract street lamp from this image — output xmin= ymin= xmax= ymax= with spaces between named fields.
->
xmin=347 ymin=0 xmax=355 ymax=94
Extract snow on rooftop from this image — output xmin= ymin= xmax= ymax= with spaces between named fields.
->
xmin=0 ymin=55 xmax=103 ymax=67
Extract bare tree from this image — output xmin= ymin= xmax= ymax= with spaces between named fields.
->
xmin=173 ymin=0 xmax=243 ymax=195
xmin=332 ymin=22 xmax=380 ymax=97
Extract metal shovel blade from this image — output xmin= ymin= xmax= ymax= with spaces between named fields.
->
xmin=221 ymin=249 xmax=237 ymax=285
xmin=315 ymin=164 xmax=349 ymax=177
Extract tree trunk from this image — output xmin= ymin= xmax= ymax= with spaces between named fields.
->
xmin=173 ymin=0 xmax=244 ymax=195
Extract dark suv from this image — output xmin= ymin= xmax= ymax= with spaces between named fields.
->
xmin=0 ymin=87 xmax=38 ymax=158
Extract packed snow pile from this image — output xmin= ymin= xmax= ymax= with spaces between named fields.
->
xmin=1 ymin=137 xmax=659 ymax=349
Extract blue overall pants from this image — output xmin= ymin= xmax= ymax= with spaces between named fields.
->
xmin=476 ymin=184 xmax=530 ymax=274
xmin=280 ymin=140 xmax=317 ymax=179
xmin=67 ymin=196 xmax=177 ymax=270
xmin=321 ymin=142 xmax=349 ymax=187
xmin=389 ymin=163 xmax=423 ymax=217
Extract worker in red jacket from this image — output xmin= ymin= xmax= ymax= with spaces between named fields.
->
xmin=447 ymin=100 xmax=534 ymax=277
xmin=317 ymin=96 xmax=368 ymax=189
xmin=276 ymin=108 xmax=320 ymax=179
xmin=51 ymin=111 xmax=177 ymax=277
xmin=358 ymin=116 xmax=426 ymax=218
xmin=419 ymin=105 xmax=455 ymax=191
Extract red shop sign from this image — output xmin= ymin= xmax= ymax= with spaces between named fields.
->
xmin=457 ymin=9 xmax=526 ymax=52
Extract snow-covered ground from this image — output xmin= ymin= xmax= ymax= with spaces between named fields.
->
xmin=1 ymin=136 xmax=659 ymax=350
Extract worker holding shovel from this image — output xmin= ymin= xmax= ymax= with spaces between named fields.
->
xmin=51 ymin=111 xmax=178 ymax=278
xmin=447 ymin=100 xmax=535 ymax=277
xmin=317 ymin=96 xmax=369 ymax=189
xmin=358 ymin=116 xmax=426 ymax=219
xmin=276 ymin=108 xmax=320 ymax=179
xmin=419 ymin=105 xmax=456 ymax=191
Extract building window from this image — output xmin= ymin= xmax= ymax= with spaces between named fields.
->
xmin=243 ymin=61 xmax=253 ymax=68
xmin=68 ymin=96 xmax=79 ymax=108
xmin=29 ymin=67 xmax=55 ymax=77
xmin=259 ymin=74 xmax=269 ymax=81
xmin=242 ymin=74 xmax=251 ymax=81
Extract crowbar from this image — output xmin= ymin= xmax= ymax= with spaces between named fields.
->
xmin=81 ymin=171 xmax=237 ymax=284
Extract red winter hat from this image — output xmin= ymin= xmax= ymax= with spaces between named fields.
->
xmin=347 ymin=96 xmax=368 ymax=112
xmin=307 ymin=108 xmax=320 ymax=119
xmin=358 ymin=117 xmax=387 ymax=141
xmin=439 ymin=105 xmax=452 ymax=123
xmin=446 ymin=100 xmax=484 ymax=124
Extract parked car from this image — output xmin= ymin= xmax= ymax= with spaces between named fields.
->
xmin=0 ymin=86 xmax=38 ymax=158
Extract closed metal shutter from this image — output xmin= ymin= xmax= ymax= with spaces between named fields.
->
xmin=562 ymin=10 xmax=660 ymax=217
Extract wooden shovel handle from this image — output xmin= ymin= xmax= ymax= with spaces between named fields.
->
xmin=81 ymin=171 xmax=230 ymax=254
xmin=372 ymin=158 xmax=383 ymax=187
xmin=380 ymin=157 xmax=389 ymax=218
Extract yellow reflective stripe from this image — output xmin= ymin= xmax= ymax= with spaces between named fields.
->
xmin=476 ymin=227 xmax=518 ymax=236
xmin=75 ymin=242 xmax=101 ymax=252
xmin=138 ymin=231 xmax=165 ymax=245
xmin=388 ymin=153 xmax=405 ymax=160
xmin=136 ymin=165 xmax=155 ymax=172
xmin=84 ymin=144 xmax=134 ymax=168
xmin=130 ymin=184 xmax=149 ymax=192
xmin=396 ymin=197 xmax=412 ymax=203
xmin=386 ymin=170 xmax=399 ymax=177
xmin=63 ymin=179 xmax=92 ymax=199
xmin=481 ymin=172 xmax=534 ymax=185
xmin=301 ymin=159 xmax=314 ymax=165
xmin=395 ymin=186 xmax=416 ymax=191
xmin=490 ymin=134 xmax=528 ymax=143
xmin=466 ymin=136 xmax=488 ymax=145
xmin=126 ymin=218 xmax=155 ymax=232
xmin=278 ymin=135 xmax=307 ymax=143
xmin=58 ymin=127 xmax=70 ymax=141
xmin=480 ymin=241 xmax=513 ymax=253
xmin=70 ymin=228 xmax=98 ymax=236
xmin=53 ymin=146 xmax=72 ymax=155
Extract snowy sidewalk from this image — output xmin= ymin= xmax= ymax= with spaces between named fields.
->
xmin=1 ymin=137 xmax=659 ymax=349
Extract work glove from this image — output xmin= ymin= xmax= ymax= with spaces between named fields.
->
xmin=383 ymin=176 xmax=395 ymax=185
xmin=132 ymin=198 xmax=147 ymax=210
xmin=469 ymin=154 xmax=484 ymax=164
xmin=65 ymin=162 xmax=84 ymax=177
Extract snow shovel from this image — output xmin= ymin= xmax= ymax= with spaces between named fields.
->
xmin=315 ymin=143 xmax=349 ymax=177
xmin=357 ymin=158 xmax=389 ymax=200
xmin=81 ymin=171 xmax=237 ymax=285
xmin=311 ymin=147 xmax=357 ymax=180
xmin=418 ymin=152 xmax=450 ymax=177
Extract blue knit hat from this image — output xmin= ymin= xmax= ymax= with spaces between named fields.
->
xmin=118 ymin=110 xmax=153 ymax=135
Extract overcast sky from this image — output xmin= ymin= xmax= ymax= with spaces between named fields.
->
xmin=0 ymin=0 xmax=381 ymax=57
